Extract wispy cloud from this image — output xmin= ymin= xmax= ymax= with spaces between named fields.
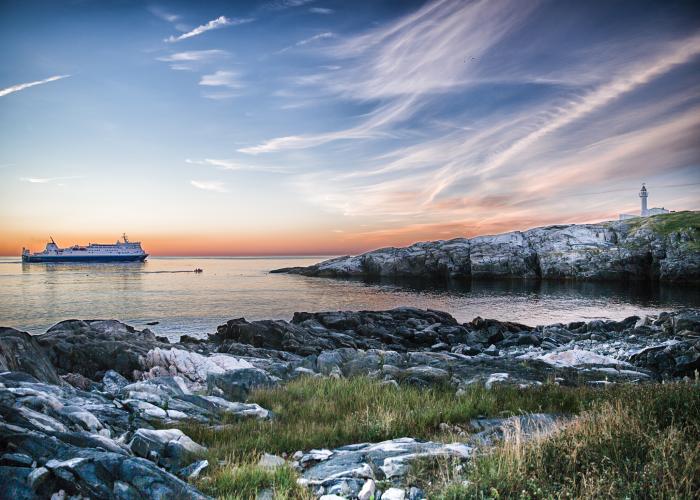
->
xmin=309 ymin=7 xmax=334 ymax=15
xmin=199 ymin=70 xmax=243 ymax=89
xmin=276 ymin=32 xmax=334 ymax=54
xmin=190 ymin=180 xmax=227 ymax=192
xmin=20 ymin=175 xmax=81 ymax=184
xmin=198 ymin=70 xmax=244 ymax=99
xmin=149 ymin=6 xmax=180 ymax=23
xmin=157 ymin=49 xmax=229 ymax=70
xmin=261 ymin=0 xmax=315 ymax=11
xmin=186 ymin=158 xmax=293 ymax=173
xmin=1 ymin=75 xmax=70 ymax=98
xmin=237 ymin=0 xmax=700 ymax=232
xmin=241 ymin=0 xmax=535 ymax=153
xmin=239 ymin=93 xmax=418 ymax=154
xmin=165 ymin=16 xmax=252 ymax=43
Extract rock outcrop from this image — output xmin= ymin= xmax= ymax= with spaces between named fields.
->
xmin=0 ymin=328 xmax=62 ymax=385
xmin=36 ymin=320 xmax=173 ymax=380
xmin=1 ymin=306 xmax=699 ymax=499
xmin=273 ymin=211 xmax=700 ymax=283
xmin=0 ymin=368 xmax=272 ymax=499
xmin=295 ymin=414 xmax=563 ymax=498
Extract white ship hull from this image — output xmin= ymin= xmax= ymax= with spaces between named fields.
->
xmin=22 ymin=235 xmax=148 ymax=263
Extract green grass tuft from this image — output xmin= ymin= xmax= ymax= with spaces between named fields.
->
xmin=181 ymin=377 xmax=614 ymax=459
xmin=197 ymin=462 xmax=312 ymax=500
xmin=178 ymin=377 xmax=700 ymax=499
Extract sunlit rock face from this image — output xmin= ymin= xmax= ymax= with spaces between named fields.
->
xmin=273 ymin=212 xmax=699 ymax=283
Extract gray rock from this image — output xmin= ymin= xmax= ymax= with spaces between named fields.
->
xmin=483 ymin=345 xmax=500 ymax=356
xmin=178 ymin=459 xmax=209 ymax=481
xmin=673 ymin=310 xmax=700 ymax=334
xmin=358 ymin=479 xmax=376 ymax=500
xmin=129 ymin=428 xmax=206 ymax=471
xmin=408 ymin=486 xmax=425 ymax=500
xmin=0 ymin=328 xmax=62 ymax=384
xmin=402 ymin=366 xmax=450 ymax=385
xmin=0 ymin=452 xmax=34 ymax=467
xmin=383 ymin=488 xmax=406 ymax=500
xmin=300 ymin=438 xmax=472 ymax=489
xmin=258 ymin=453 xmax=285 ymax=470
xmin=102 ymin=370 xmax=129 ymax=395
xmin=206 ymin=368 xmax=275 ymax=402
xmin=28 ymin=466 xmax=50 ymax=491
xmin=36 ymin=320 xmax=171 ymax=380
xmin=0 ymin=466 xmax=37 ymax=500
xmin=272 ymin=212 xmax=700 ymax=283
xmin=256 ymin=488 xmax=275 ymax=500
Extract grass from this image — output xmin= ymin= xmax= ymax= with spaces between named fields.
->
xmin=429 ymin=381 xmax=700 ymax=499
xmin=643 ymin=210 xmax=699 ymax=237
xmin=196 ymin=461 xmax=312 ymax=500
xmin=179 ymin=377 xmax=700 ymax=499
xmin=622 ymin=210 xmax=699 ymax=237
xmin=614 ymin=211 xmax=700 ymax=253
xmin=182 ymin=377 xmax=612 ymax=458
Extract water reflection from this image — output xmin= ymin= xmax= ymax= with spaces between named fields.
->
xmin=2 ymin=257 xmax=698 ymax=339
xmin=351 ymin=276 xmax=699 ymax=308
xmin=22 ymin=261 xmax=147 ymax=274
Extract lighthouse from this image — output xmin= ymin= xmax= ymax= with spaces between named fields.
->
xmin=639 ymin=183 xmax=648 ymax=217
xmin=619 ymin=184 xmax=670 ymax=220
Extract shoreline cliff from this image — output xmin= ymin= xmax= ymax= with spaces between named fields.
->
xmin=272 ymin=211 xmax=700 ymax=283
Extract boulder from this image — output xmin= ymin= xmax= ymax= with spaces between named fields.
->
xmin=0 ymin=423 xmax=210 ymax=499
xmin=383 ymin=488 xmax=406 ymax=500
xmin=299 ymin=438 xmax=472 ymax=497
xmin=35 ymin=320 xmax=169 ymax=380
xmin=673 ymin=310 xmax=700 ymax=334
xmin=402 ymin=366 xmax=450 ymax=386
xmin=128 ymin=428 xmax=207 ymax=471
xmin=102 ymin=370 xmax=129 ymax=395
xmin=0 ymin=328 xmax=61 ymax=384
xmin=258 ymin=453 xmax=285 ymax=470
xmin=206 ymin=368 xmax=275 ymax=402
xmin=178 ymin=459 xmax=209 ymax=481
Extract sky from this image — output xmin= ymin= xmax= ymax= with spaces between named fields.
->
xmin=1 ymin=0 xmax=699 ymax=256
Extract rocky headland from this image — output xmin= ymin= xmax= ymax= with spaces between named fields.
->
xmin=1 ymin=307 xmax=699 ymax=499
xmin=272 ymin=211 xmax=700 ymax=283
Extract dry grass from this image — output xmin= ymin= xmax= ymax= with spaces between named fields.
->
xmin=176 ymin=377 xmax=699 ymax=499
xmin=433 ymin=381 xmax=700 ymax=499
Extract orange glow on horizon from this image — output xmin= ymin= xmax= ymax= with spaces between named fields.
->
xmin=0 ymin=210 xmax=623 ymax=257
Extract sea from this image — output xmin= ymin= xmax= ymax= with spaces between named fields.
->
xmin=1 ymin=256 xmax=698 ymax=341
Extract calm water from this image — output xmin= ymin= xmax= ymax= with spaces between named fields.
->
xmin=1 ymin=256 xmax=698 ymax=340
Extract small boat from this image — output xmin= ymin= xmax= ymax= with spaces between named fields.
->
xmin=194 ymin=268 xmax=203 ymax=273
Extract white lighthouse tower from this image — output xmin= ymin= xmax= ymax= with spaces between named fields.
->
xmin=619 ymin=183 xmax=670 ymax=220
xmin=639 ymin=183 xmax=648 ymax=217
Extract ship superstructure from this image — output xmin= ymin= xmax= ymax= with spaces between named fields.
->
xmin=22 ymin=234 xmax=148 ymax=263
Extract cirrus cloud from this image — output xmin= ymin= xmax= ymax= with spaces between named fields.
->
xmin=165 ymin=16 xmax=252 ymax=43
xmin=190 ymin=180 xmax=227 ymax=192
xmin=0 ymin=75 xmax=70 ymax=97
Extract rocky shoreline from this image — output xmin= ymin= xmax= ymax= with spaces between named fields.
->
xmin=272 ymin=211 xmax=700 ymax=283
xmin=1 ymin=307 xmax=699 ymax=499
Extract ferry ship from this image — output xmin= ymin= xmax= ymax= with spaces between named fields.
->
xmin=22 ymin=234 xmax=148 ymax=263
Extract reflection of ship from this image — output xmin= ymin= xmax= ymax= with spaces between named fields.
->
xmin=22 ymin=234 xmax=148 ymax=263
